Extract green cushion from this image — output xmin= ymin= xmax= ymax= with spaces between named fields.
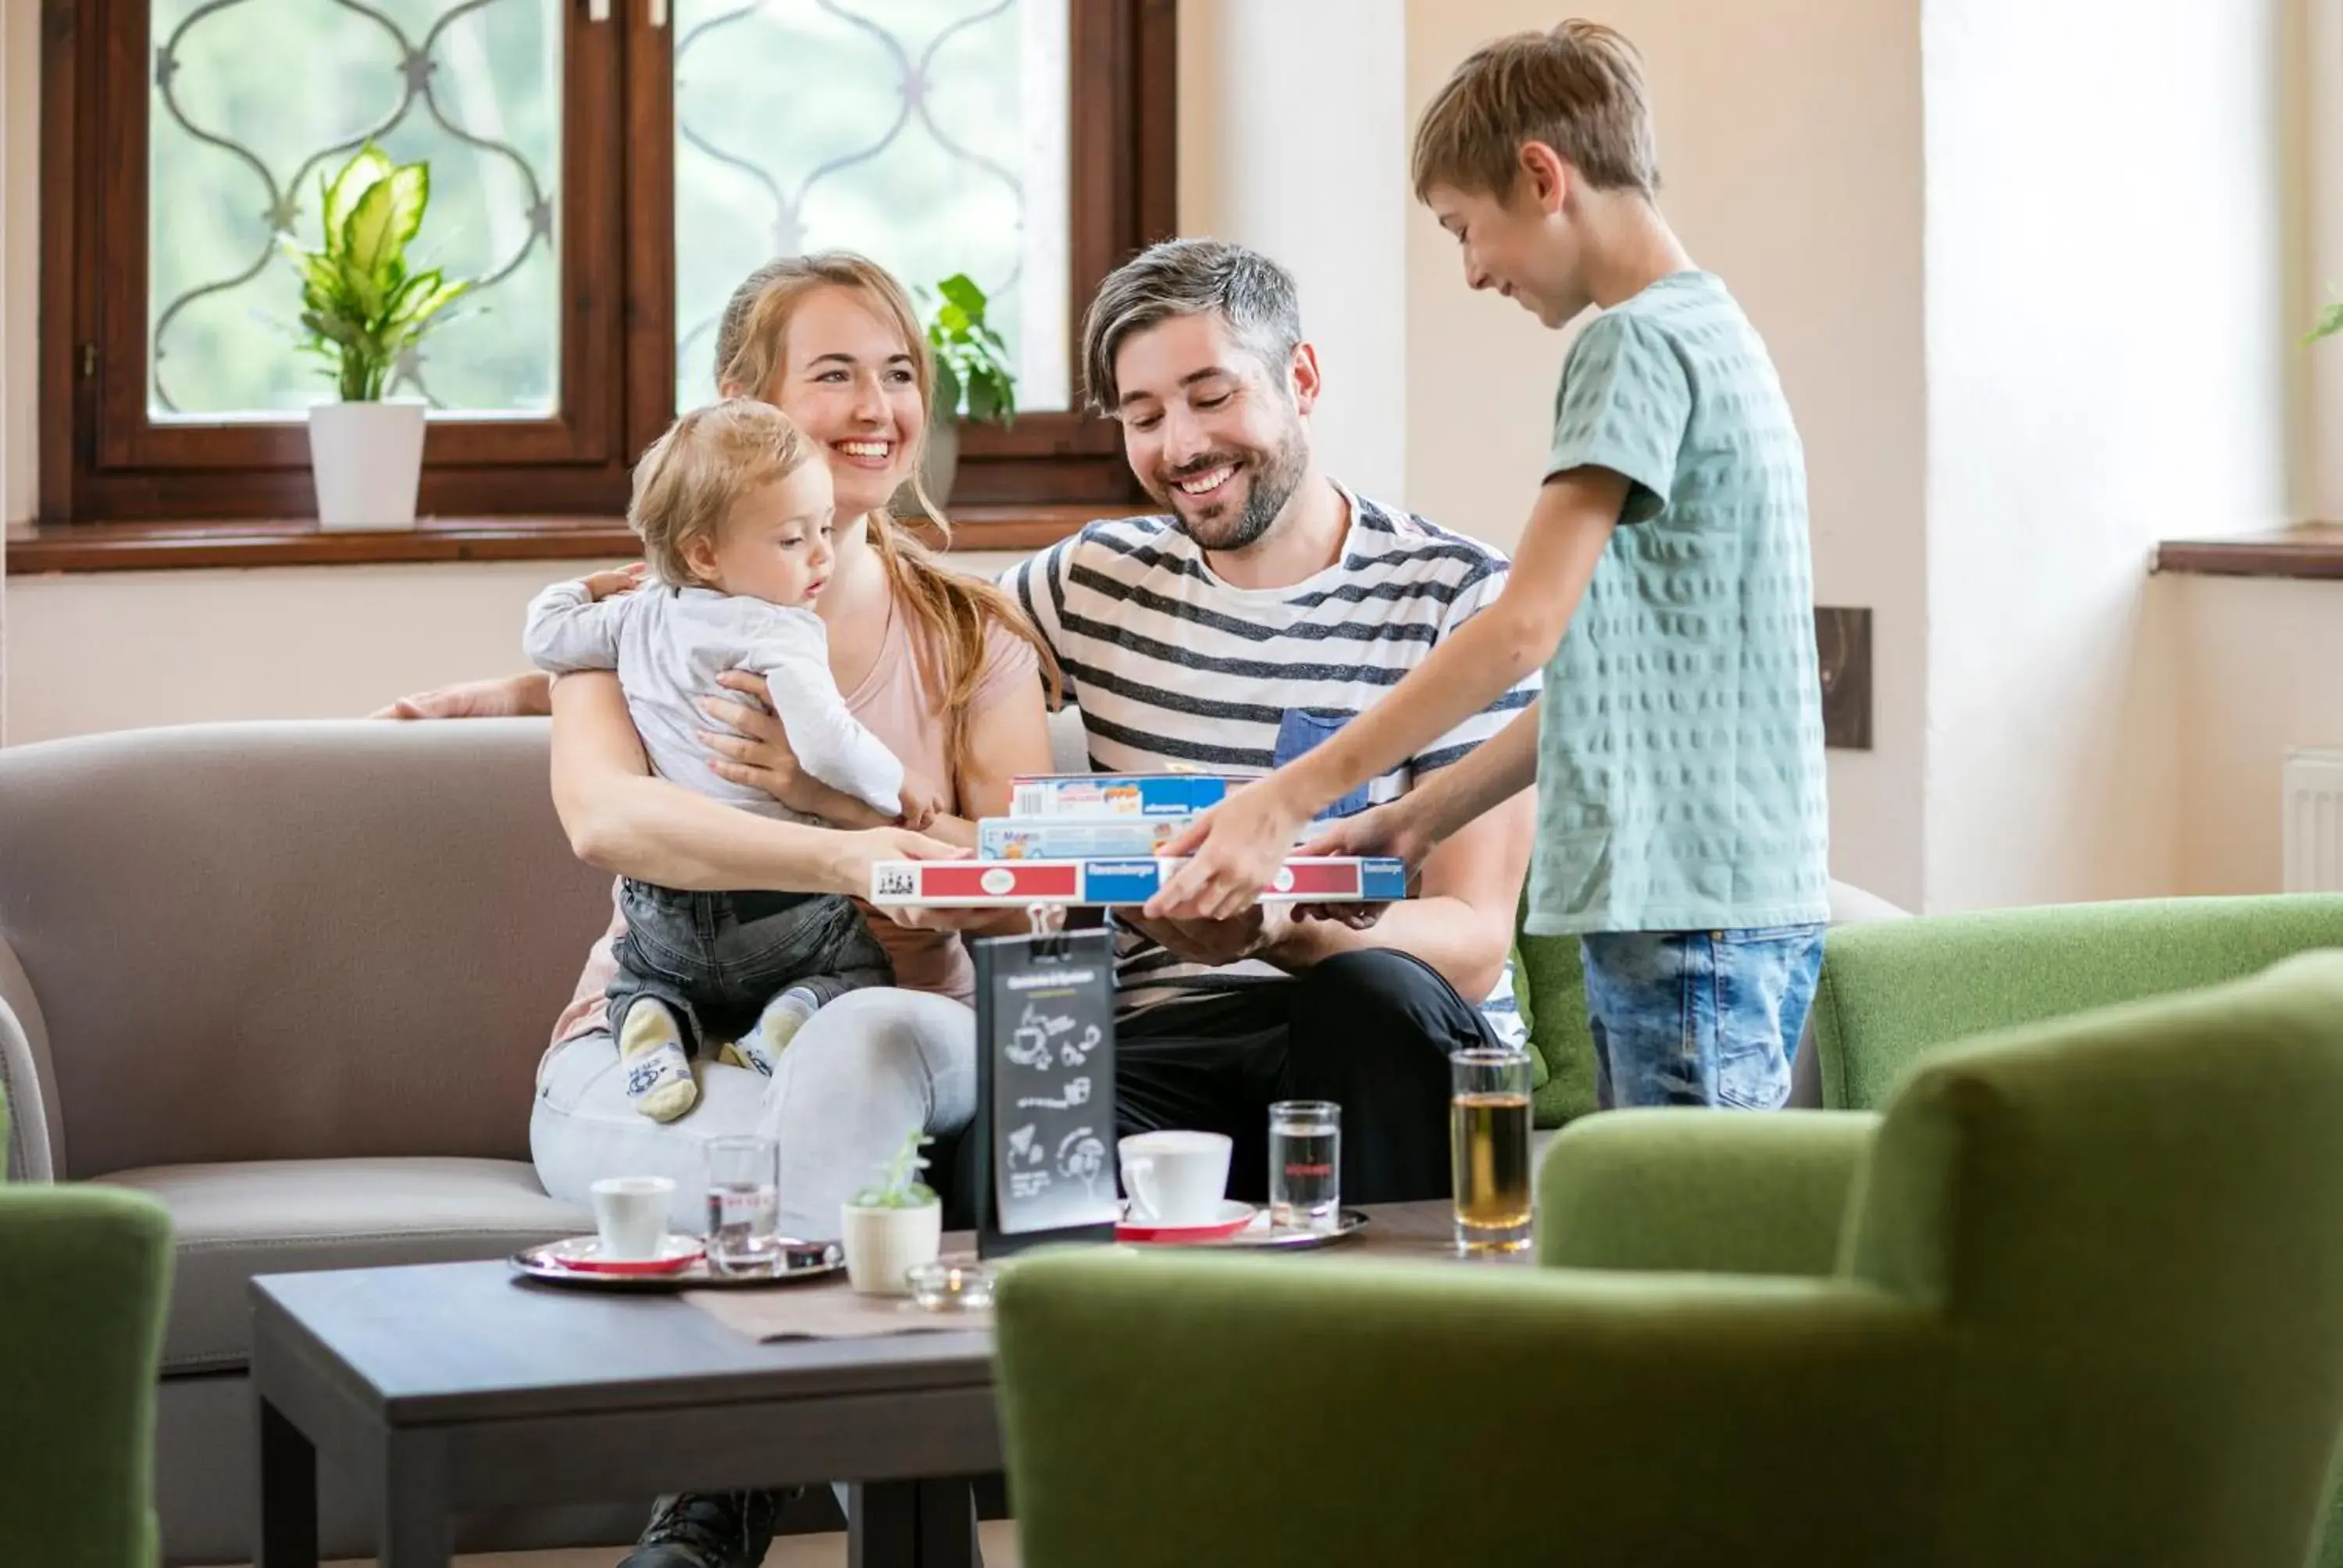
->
xmin=1518 ymin=930 xmax=1596 ymax=1128
xmin=1813 ymin=893 xmax=2343 ymax=1110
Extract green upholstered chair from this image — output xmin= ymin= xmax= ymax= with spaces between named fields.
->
xmin=0 ymin=1085 xmax=176 ymax=1568
xmin=1807 ymin=893 xmax=2343 ymax=1111
xmin=997 ymin=951 xmax=2343 ymax=1568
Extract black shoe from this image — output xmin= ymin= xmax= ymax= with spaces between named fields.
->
xmin=618 ymin=1488 xmax=790 ymax=1568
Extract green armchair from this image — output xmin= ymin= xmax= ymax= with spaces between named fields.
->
xmin=996 ymin=952 xmax=2343 ymax=1567
xmin=1808 ymin=892 xmax=2343 ymax=1110
xmin=0 ymin=1088 xmax=176 ymax=1568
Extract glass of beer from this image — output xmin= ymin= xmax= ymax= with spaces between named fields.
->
xmin=1450 ymin=1046 xmax=1534 ymax=1254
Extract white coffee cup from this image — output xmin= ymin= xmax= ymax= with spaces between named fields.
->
xmin=590 ymin=1175 xmax=676 ymax=1261
xmin=1118 ymin=1131 xmax=1232 ymax=1227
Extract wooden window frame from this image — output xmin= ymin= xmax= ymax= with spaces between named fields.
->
xmin=33 ymin=0 xmax=1175 ymax=554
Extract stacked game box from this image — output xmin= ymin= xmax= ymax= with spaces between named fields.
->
xmin=870 ymin=771 xmax=1409 ymax=907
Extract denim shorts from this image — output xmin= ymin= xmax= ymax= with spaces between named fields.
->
xmin=1579 ymin=925 xmax=1826 ymax=1110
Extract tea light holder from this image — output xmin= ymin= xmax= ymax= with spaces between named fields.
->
xmin=906 ymin=1256 xmax=995 ymax=1313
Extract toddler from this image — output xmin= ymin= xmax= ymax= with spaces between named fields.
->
xmin=524 ymin=399 xmax=931 ymax=1120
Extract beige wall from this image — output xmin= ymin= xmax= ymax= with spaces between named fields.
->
xmin=1404 ymin=0 xmax=1931 ymax=911
xmin=2175 ymin=575 xmax=2343 ymax=894
xmin=1181 ymin=0 xmax=1409 ymax=502
xmin=1918 ymin=0 xmax=2290 ymax=911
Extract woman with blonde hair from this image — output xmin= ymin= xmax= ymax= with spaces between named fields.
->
xmin=385 ymin=251 xmax=1059 ymax=1567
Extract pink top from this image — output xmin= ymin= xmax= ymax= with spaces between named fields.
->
xmin=546 ymin=603 xmax=1041 ymax=1053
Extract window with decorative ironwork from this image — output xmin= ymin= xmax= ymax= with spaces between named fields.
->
xmin=37 ymin=0 xmax=1175 ymax=540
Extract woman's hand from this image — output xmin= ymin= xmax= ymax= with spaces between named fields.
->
xmin=372 ymin=672 xmax=552 ymax=720
xmin=826 ymin=825 xmax=970 ymax=900
xmin=583 ymin=562 xmax=650 ymax=600
xmin=697 ymin=671 xmax=822 ymax=810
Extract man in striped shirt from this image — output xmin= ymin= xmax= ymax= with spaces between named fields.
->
xmin=1001 ymin=240 xmax=1537 ymax=1203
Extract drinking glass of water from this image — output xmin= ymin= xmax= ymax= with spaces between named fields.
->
xmin=1449 ymin=1047 xmax=1534 ymax=1254
xmin=704 ymin=1134 xmax=781 ymax=1276
xmin=1268 ymin=1099 xmax=1341 ymax=1233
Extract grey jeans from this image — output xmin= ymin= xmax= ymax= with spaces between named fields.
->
xmin=607 ymin=879 xmax=892 ymax=1059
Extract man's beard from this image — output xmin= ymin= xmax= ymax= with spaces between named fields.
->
xmin=1160 ymin=422 xmax=1310 ymax=553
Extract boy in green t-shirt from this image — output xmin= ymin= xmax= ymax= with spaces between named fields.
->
xmin=1151 ymin=20 xmax=1830 ymax=1110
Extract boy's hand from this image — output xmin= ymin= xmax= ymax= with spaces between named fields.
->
xmin=1144 ymin=777 xmax=1311 ymax=923
xmin=897 ymin=774 xmax=949 ymax=832
xmin=1290 ymin=801 xmax=1430 ymax=929
xmin=583 ymin=563 xmax=649 ymax=601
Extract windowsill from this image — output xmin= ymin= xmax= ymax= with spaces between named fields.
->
xmin=2154 ymin=524 xmax=2343 ymax=582
xmin=3 ymin=505 xmax=1133 ymax=575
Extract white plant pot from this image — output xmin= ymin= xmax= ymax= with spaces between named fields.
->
xmin=307 ymin=398 xmax=426 ymax=533
xmin=840 ymin=1201 xmax=943 ymax=1296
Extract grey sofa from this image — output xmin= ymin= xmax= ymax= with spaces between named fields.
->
xmin=0 ymin=718 xmax=636 ymax=1563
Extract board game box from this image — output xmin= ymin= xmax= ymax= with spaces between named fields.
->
xmin=1007 ymin=773 xmax=1245 ymax=818
xmin=870 ymin=857 xmax=1409 ymax=907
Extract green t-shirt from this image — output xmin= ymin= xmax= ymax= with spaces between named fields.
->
xmin=1528 ymin=270 xmax=1830 ymax=937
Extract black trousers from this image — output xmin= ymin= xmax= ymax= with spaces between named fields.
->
xmin=1114 ymin=949 xmax=1495 ymax=1205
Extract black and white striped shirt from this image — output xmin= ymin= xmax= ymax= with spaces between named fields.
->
xmin=1001 ymin=486 xmax=1536 ymax=1038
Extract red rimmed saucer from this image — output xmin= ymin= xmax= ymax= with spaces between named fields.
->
xmin=1115 ymin=1200 xmax=1257 ymax=1244
xmin=537 ymin=1235 xmax=705 ymax=1276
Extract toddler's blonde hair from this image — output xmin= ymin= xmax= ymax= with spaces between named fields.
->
xmin=630 ymin=400 xmax=815 ymax=588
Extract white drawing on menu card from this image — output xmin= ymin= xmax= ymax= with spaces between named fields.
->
xmin=1057 ymin=1128 xmax=1108 ymax=1197
xmin=1007 ymin=1124 xmax=1045 ymax=1167
xmin=1060 ymin=1024 xmax=1101 ymax=1067
xmin=1005 ymin=1006 xmax=1055 ymax=1071
xmin=1015 ymin=1076 xmax=1091 ymax=1111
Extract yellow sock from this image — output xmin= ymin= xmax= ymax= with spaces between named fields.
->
xmin=619 ymin=1000 xmax=697 ymax=1122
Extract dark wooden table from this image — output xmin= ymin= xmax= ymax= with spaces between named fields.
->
xmin=249 ymin=1201 xmax=1501 ymax=1567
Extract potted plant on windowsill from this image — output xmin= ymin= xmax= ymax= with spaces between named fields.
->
xmin=283 ymin=142 xmax=470 ymax=533
xmin=840 ymin=1129 xmax=943 ymax=1296
xmin=913 ymin=273 xmax=1017 ymax=511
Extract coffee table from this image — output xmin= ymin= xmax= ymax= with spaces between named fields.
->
xmin=249 ymin=1200 xmax=1510 ymax=1567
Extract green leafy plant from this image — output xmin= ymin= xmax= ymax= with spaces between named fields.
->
xmin=851 ymin=1129 xmax=939 ymax=1209
xmin=2310 ymin=301 xmax=2343 ymax=347
xmin=923 ymin=273 xmax=1017 ymax=426
xmin=283 ymin=143 xmax=471 ymax=402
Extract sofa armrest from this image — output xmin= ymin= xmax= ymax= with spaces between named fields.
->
xmin=1536 ymin=1109 xmax=1880 ymax=1277
xmin=0 ymin=1183 xmax=173 ymax=1566
xmin=997 ymin=1253 xmax=1938 ymax=1567
xmin=0 ymin=934 xmax=59 ymax=1182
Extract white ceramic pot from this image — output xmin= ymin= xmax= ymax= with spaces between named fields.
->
xmin=840 ymin=1200 xmax=943 ymax=1296
xmin=306 ymin=397 xmax=427 ymax=533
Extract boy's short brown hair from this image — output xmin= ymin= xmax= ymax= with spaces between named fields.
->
xmin=631 ymin=399 xmax=812 ymax=586
xmin=1411 ymin=20 xmax=1658 ymax=202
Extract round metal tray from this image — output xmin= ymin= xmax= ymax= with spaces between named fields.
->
xmin=511 ymin=1238 xmax=845 ymax=1292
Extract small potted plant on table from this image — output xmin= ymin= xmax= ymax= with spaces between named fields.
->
xmin=841 ymin=1130 xmax=943 ymax=1296
xmin=283 ymin=142 xmax=470 ymax=532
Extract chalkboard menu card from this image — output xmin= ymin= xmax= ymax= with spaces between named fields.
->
xmin=972 ymin=927 xmax=1121 ymax=1258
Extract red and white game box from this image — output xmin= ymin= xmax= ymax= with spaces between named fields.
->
xmin=869 ymin=857 xmax=1409 ymax=907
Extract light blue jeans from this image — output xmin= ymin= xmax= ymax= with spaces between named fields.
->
xmin=1581 ymin=926 xmax=1826 ymax=1110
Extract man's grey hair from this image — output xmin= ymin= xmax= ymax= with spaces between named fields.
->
xmin=1081 ymin=239 xmax=1305 ymax=415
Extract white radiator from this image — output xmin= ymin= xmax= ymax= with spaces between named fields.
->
xmin=2284 ymin=749 xmax=2343 ymax=893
